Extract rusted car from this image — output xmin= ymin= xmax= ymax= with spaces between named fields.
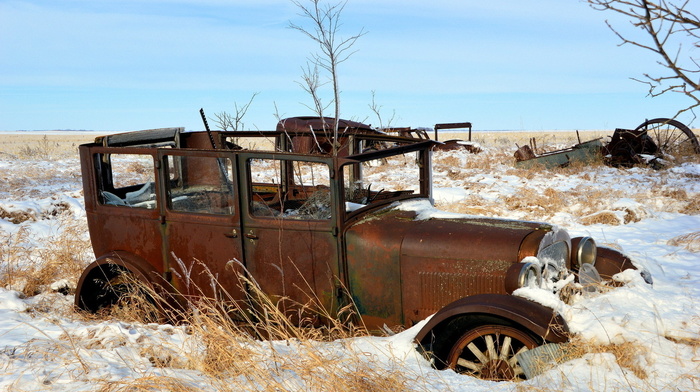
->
xmin=75 ymin=120 xmax=648 ymax=380
xmin=276 ymin=116 xmax=389 ymax=155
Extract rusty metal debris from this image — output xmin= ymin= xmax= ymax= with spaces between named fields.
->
xmin=514 ymin=136 xmax=603 ymax=169
xmin=514 ymin=118 xmax=699 ymax=169
xmin=385 ymin=122 xmax=482 ymax=153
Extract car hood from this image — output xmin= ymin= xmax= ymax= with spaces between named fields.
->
xmin=349 ymin=199 xmax=553 ymax=263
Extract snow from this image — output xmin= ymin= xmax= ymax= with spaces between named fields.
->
xmin=1 ymin=144 xmax=699 ymax=391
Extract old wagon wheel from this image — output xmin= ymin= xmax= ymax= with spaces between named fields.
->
xmin=635 ymin=118 xmax=700 ymax=158
xmin=446 ymin=324 xmax=538 ymax=381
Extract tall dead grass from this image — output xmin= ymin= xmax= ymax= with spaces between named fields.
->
xmin=68 ymin=259 xmax=425 ymax=392
xmin=0 ymin=217 xmax=91 ymax=297
xmin=668 ymin=231 xmax=700 ymax=253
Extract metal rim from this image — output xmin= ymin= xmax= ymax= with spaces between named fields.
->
xmin=635 ymin=118 xmax=700 ymax=157
xmin=446 ymin=325 xmax=538 ymax=381
xmin=575 ymin=236 xmax=597 ymax=269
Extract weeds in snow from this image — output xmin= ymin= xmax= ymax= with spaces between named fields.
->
xmin=59 ymin=258 xmax=426 ymax=392
xmin=0 ymin=217 xmax=91 ymax=297
xmin=668 ymin=231 xmax=700 ymax=253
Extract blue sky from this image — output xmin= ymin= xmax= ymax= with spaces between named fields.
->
xmin=0 ymin=0 xmax=695 ymax=132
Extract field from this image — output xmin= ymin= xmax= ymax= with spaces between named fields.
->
xmin=1 ymin=130 xmax=699 ymax=391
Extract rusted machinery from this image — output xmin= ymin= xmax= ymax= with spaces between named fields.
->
xmin=385 ymin=122 xmax=482 ymax=153
xmin=514 ymin=118 xmax=699 ymax=169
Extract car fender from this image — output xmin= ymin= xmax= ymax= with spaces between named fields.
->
xmin=414 ymin=294 xmax=569 ymax=347
xmin=595 ymin=246 xmax=636 ymax=279
xmin=74 ymin=250 xmax=168 ymax=312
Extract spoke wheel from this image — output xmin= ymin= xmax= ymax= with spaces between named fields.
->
xmin=635 ymin=118 xmax=700 ymax=158
xmin=447 ymin=325 xmax=537 ymax=381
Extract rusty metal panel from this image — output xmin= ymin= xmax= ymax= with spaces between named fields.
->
xmin=158 ymin=150 xmax=245 ymax=301
xmin=399 ymin=218 xmax=539 ymax=325
xmin=81 ymin=145 xmax=164 ymax=274
xmin=514 ymin=139 xmax=603 ymax=169
xmin=344 ymin=209 xmax=416 ymax=329
xmin=86 ymin=209 xmax=164 ymax=274
xmin=236 ymin=151 xmax=341 ymax=320
xmin=165 ymin=216 xmax=245 ymax=301
xmin=276 ymin=116 xmax=376 ymax=134
xmin=244 ymin=220 xmax=339 ymax=322
xmin=401 ymin=218 xmax=544 ymax=262
xmin=402 ymin=263 xmax=512 ymax=323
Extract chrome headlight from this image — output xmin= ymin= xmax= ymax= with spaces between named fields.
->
xmin=537 ymin=241 xmax=569 ymax=272
xmin=505 ymin=261 xmax=542 ymax=293
xmin=537 ymin=240 xmax=571 ymax=285
xmin=571 ymin=236 xmax=597 ymax=270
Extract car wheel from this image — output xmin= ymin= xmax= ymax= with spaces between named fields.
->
xmin=446 ymin=324 xmax=538 ymax=381
xmin=79 ymin=263 xmax=159 ymax=321
xmin=635 ymin=118 xmax=700 ymax=158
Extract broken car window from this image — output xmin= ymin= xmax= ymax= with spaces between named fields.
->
xmin=343 ymin=152 xmax=420 ymax=213
xmin=96 ymin=153 xmax=157 ymax=209
xmin=165 ymin=155 xmax=235 ymax=215
xmin=248 ymin=157 xmax=331 ymax=220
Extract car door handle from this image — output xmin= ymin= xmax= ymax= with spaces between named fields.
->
xmin=244 ymin=232 xmax=258 ymax=240
xmin=224 ymin=229 xmax=238 ymax=238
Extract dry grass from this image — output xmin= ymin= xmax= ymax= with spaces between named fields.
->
xmin=668 ymin=231 xmax=700 ymax=253
xmin=0 ymin=133 xmax=95 ymax=159
xmin=0 ymin=217 xmax=91 ymax=297
xmin=98 ymin=376 xmax=195 ymax=392
xmin=504 ymin=187 xmax=568 ymax=216
xmin=61 ymin=260 xmax=424 ymax=392
xmin=512 ymin=337 xmax=652 ymax=391
xmin=446 ymin=130 xmax=609 ymax=148
xmin=580 ymin=211 xmax=624 ymax=226
xmin=681 ymin=197 xmax=700 ymax=215
xmin=565 ymin=338 xmax=650 ymax=380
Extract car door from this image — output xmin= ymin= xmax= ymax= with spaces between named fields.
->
xmin=160 ymin=150 xmax=246 ymax=304
xmin=237 ymin=152 xmax=341 ymax=322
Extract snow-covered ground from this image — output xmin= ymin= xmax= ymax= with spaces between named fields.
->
xmin=0 ymin=140 xmax=699 ymax=391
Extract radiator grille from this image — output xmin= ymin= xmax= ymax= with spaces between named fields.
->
xmin=419 ymin=271 xmax=501 ymax=313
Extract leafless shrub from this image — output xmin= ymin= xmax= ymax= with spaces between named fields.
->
xmin=212 ymin=93 xmax=259 ymax=132
xmin=17 ymin=135 xmax=58 ymax=159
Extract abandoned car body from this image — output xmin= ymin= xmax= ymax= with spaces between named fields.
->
xmin=75 ymin=122 xmax=646 ymax=380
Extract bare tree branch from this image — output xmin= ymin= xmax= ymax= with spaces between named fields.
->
xmin=587 ymin=0 xmax=700 ymax=120
xmin=212 ymin=93 xmax=259 ymax=131
xmin=290 ymin=0 xmax=366 ymax=155
xmin=368 ymin=90 xmax=396 ymax=130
